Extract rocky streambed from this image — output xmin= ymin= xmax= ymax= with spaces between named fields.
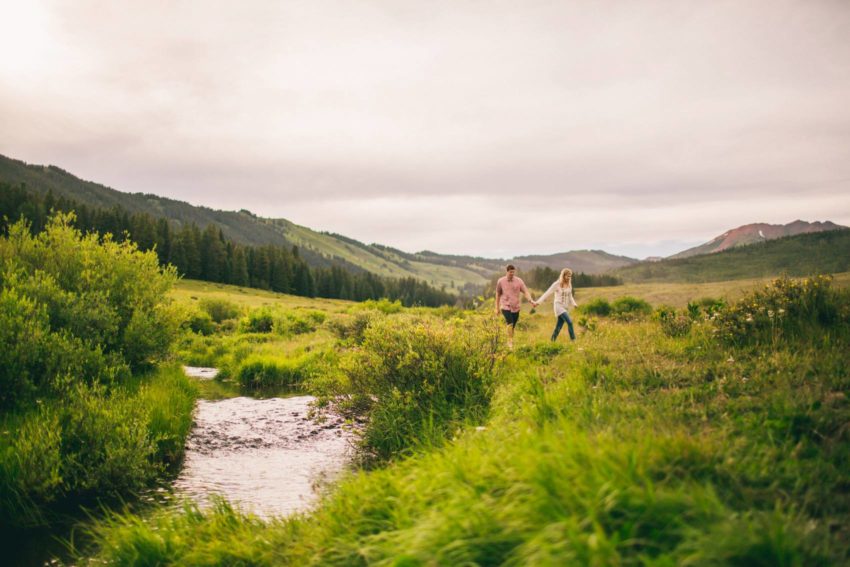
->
xmin=174 ymin=388 xmax=354 ymax=517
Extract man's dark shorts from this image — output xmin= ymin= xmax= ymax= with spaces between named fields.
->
xmin=501 ymin=309 xmax=520 ymax=327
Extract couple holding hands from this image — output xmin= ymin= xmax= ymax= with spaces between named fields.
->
xmin=494 ymin=264 xmax=577 ymax=349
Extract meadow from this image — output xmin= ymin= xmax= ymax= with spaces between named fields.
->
xmin=72 ymin=272 xmax=850 ymax=565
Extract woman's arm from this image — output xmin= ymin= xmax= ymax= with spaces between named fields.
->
xmin=535 ymin=281 xmax=558 ymax=304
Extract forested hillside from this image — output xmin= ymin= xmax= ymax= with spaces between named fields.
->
xmin=616 ymin=229 xmax=850 ymax=283
xmin=0 ymin=182 xmax=457 ymax=307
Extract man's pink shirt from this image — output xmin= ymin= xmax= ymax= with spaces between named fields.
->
xmin=496 ymin=275 xmax=528 ymax=312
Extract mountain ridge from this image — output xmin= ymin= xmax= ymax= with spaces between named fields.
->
xmin=670 ymin=220 xmax=846 ymax=259
xmin=0 ymin=154 xmax=635 ymax=292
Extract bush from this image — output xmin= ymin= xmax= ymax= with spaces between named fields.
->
xmin=327 ymin=311 xmax=380 ymax=344
xmin=581 ymin=298 xmax=612 ymax=317
xmin=274 ymin=311 xmax=319 ymax=336
xmin=0 ymin=215 xmax=179 ymax=407
xmin=611 ymin=296 xmax=653 ymax=320
xmin=713 ymin=275 xmax=847 ymax=347
xmin=656 ymin=305 xmax=693 ymax=338
xmin=332 ymin=315 xmax=501 ymax=461
xmin=241 ymin=308 xmax=274 ymax=333
xmin=199 ymin=298 xmax=241 ymax=323
xmin=187 ymin=309 xmax=216 ymax=335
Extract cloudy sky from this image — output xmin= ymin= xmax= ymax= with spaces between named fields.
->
xmin=2 ymin=0 xmax=849 ymax=258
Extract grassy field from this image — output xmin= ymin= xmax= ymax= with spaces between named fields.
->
xmin=172 ymin=279 xmax=355 ymax=312
xmin=76 ymin=272 xmax=850 ymax=565
xmin=566 ymin=271 xmax=850 ymax=308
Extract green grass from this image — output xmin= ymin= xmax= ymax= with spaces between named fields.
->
xmin=0 ymin=365 xmax=197 ymax=529
xmin=78 ymin=275 xmax=850 ymax=565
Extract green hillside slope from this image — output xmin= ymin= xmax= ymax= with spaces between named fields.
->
xmin=513 ymin=249 xmax=638 ymax=273
xmin=616 ymin=229 xmax=850 ymax=283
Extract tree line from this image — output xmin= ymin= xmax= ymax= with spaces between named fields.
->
xmin=525 ymin=265 xmax=623 ymax=289
xmin=0 ymin=183 xmax=458 ymax=307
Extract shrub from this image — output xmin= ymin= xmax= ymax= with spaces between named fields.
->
xmin=333 ymin=315 xmax=501 ymax=461
xmin=327 ymin=311 xmax=380 ymax=344
xmin=713 ymin=275 xmax=847 ymax=347
xmin=656 ymin=305 xmax=693 ymax=338
xmin=581 ymin=298 xmax=612 ymax=317
xmin=241 ymin=308 xmax=274 ymax=333
xmin=273 ymin=311 xmax=319 ymax=336
xmin=0 ymin=215 xmax=179 ymax=407
xmin=199 ymin=298 xmax=241 ymax=323
xmin=611 ymin=296 xmax=652 ymax=320
xmin=187 ymin=309 xmax=216 ymax=335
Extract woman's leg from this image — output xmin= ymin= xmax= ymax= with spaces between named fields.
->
xmin=563 ymin=312 xmax=576 ymax=340
xmin=551 ymin=315 xmax=565 ymax=341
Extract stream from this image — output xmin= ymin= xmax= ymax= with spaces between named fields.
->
xmin=10 ymin=367 xmax=354 ymax=566
xmin=173 ymin=389 xmax=354 ymax=517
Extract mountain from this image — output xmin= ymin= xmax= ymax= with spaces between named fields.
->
xmin=512 ymin=250 xmax=639 ymax=274
xmin=616 ymin=229 xmax=850 ymax=283
xmin=670 ymin=221 xmax=846 ymax=259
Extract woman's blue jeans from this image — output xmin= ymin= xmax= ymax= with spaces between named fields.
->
xmin=552 ymin=312 xmax=575 ymax=341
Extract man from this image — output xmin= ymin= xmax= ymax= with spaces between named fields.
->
xmin=494 ymin=264 xmax=537 ymax=349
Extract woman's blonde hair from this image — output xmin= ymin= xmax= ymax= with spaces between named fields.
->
xmin=559 ymin=268 xmax=573 ymax=287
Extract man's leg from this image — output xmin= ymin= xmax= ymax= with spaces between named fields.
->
xmin=502 ymin=310 xmax=518 ymax=349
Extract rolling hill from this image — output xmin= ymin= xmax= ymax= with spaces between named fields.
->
xmin=616 ymin=228 xmax=850 ymax=283
xmin=0 ymin=154 xmax=639 ymax=291
xmin=670 ymin=220 xmax=845 ymax=259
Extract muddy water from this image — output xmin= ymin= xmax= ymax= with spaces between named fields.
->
xmin=173 ymin=395 xmax=353 ymax=517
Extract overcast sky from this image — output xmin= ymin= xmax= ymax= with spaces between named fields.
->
xmin=2 ymin=0 xmax=849 ymax=258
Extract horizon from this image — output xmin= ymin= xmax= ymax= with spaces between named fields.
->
xmin=2 ymin=1 xmax=849 ymax=258
xmin=5 ymin=151 xmax=847 ymax=262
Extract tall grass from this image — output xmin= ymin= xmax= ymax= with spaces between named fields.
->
xmin=80 ymin=277 xmax=850 ymax=565
xmin=0 ymin=366 xmax=197 ymax=528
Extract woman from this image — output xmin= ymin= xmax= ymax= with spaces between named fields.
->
xmin=535 ymin=268 xmax=579 ymax=341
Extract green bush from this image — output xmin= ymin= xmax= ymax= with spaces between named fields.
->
xmin=655 ymin=305 xmax=693 ymax=338
xmin=581 ymin=298 xmax=612 ymax=317
xmin=199 ymin=298 xmax=241 ymax=323
xmin=187 ymin=309 xmax=216 ymax=335
xmin=332 ymin=315 xmax=501 ymax=461
xmin=241 ymin=307 xmax=274 ymax=333
xmin=713 ymin=275 xmax=848 ymax=346
xmin=0 ymin=215 xmax=179 ymax=407
xmin=326 ymin=310 xmax=380 ymax=344
xmin=273 ymin=311 xmax=319 ymax=336
xmin=611 ymin=296 xmax=653 ymax=320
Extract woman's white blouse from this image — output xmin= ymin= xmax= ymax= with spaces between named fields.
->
xmin=535 ymin=280 xmax=578 ymax=315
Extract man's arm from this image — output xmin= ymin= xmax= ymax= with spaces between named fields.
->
xmin=494 ymin=284 xmax=502 ymax=313
xmin=521 ymin=281 xmax=537 ymax=307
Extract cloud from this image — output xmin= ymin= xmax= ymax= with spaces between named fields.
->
xmin=1 ymin=0 xmax=849 ymax=257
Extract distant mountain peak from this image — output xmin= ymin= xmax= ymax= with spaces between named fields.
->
xmin=670 ymin=220 xmax=846 ymax=259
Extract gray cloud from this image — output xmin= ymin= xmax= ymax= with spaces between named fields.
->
xmin=1 ymin=0 xmax=849 ymax=258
